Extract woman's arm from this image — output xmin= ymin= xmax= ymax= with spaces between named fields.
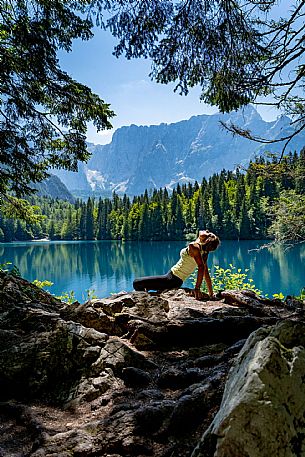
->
xmin=188 ymin=243 xmax=205 ymax=299
xmin=204 ymin=264 xmax=213 ymax=297
xmin=189 ymin=243 xmax=214 ymax=299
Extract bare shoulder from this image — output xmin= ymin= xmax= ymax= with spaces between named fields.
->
xmin=188 ymin=242 xmax=200 ymax=256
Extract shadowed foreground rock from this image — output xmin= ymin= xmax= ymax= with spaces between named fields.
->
xmin=0 ymin=271 xmax=305 ymax=457
xmin=192 ymin=320 xmax=305 ymax=457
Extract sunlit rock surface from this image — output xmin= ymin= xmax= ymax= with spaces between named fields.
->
xmin=193 ymin=320 xmax=305 ymax=457
xmin=0 ymin=271 xmax=305 ymax=457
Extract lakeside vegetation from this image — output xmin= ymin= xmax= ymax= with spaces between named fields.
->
xmin=0 ymin=153 xmax=304 ymax=243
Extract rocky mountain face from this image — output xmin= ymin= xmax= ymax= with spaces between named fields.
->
xmin=53 ymin=106 xmax=305 ymax=196
xmin=1 ymin=272 xmax=305 ymax=456
xmin=33 ymin=174 xmax=75 ymax=203
xmin=54 ymin=161 xmax=92 ymax=192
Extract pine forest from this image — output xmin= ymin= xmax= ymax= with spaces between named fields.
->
xmin=1 ymin=152 xmax=304 ymax=243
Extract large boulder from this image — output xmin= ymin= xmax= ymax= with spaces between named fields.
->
xmin=1 ymin=272 xmax=305 ymax=457
xmin=192 ymin=320 xmax=305 ymax=457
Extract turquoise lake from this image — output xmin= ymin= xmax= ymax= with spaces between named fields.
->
xmin=0 ymin=240 xmax=304 ymax=301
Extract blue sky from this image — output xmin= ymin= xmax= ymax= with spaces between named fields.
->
xmin=59 ymin=4 xmax=292 ymax=145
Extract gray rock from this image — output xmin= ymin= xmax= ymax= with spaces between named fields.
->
xmin=135 ymin=389 xmax=164 ymax=400
xmin=157 ymin=367 xmax=204 ymax=389
xmin=134 ymin=401 xmax=175 ymax=434
xmin=168 ymin=383 xmax=213 ymax=436
xmin=94 ymin=337 xmax=156 ymax=376
xmin=192 ymin=321 xmax=305 ymax=457
xmin=92 ymin=294 xmax=137 ymax=315
xmin=61 ymin=301 xmax=118 ymax=335
xmin=121 ymin=367 xmax=152 ymax=387
xmin=2 ymin=273 xmax=305 ymax=457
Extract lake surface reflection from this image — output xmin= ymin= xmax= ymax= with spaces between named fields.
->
xmin=0 ymin=240 xmax=304 ymax=301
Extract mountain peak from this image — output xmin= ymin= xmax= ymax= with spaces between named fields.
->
xmin=52 ymin=107 xmax=303 ymax=196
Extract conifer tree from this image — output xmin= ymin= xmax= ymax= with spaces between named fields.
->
xmin=263 ymin=178 xmax=278 ymax=200
xmin=211 ymin=176 xmax=223 ymax=233
xmin=79 ymin=202 xmax=87 ymax=240
xmin=86 ymin=198 xmax=95 ymax=240
xmin=239 ymin=199 xmax=252 ymax=239
xmin=60 ymin=207 xmax=74 ymax=240
xmin=3 ymin=219 xmax=15 ymax=242
xmin=0 ymin=0 xmax=114 ymax=206
xmin=220 ymin=185 xmax=230 ymax=214
xmin=15 ymin=220 xmax=32 ymax=241
xmin=138 ymin=203 xmax=150 ymax=240
xmin=127 ymin=204 xmax=141 ymax=240
xmin=175 ymin=197 xmax=185 ymax=239
xmin=151 ymin=203 xmax=164 ymax=240
xmin=200 ymin=178 xmax=207 ymax=196
xmin=122 ymin=194 xmax=131 ymax=210
xmin=222 ymin=210 xmax=238 ymax=239
xmin=121 ymin=219 xmax=129 ymax=240
xmin=295 ymin=148 xmax=305 ymax=194
xmin=48 ymin=220 xmax=56 ymax=240
xmin=233 ymin=174 xmax=246 ymax=219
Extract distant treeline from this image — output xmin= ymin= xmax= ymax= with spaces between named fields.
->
xmin=1 ymin=152 xmax=304 ymax=242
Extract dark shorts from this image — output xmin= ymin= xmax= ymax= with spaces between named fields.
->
xmin=133 ymin=270 xmax=183 ymax=292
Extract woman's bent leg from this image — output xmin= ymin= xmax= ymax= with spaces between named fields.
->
xmin=133 ymin=271 xmax=182 ymax=291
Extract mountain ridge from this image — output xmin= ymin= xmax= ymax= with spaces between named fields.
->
xmin=33 ymin=174 xmax=75 ymax=203
xmin=52 ymin=106 xmax=303 ymax=197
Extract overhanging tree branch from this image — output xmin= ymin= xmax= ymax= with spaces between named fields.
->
xmin=0 ymin=0 xmax=115 ymax=203
xmin=96 ymin=0 xmax=305 ymax=154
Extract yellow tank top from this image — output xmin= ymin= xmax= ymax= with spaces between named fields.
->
xmin=171 ymin=247 xmax=196 ymax=281
xmin=171 ymin=244 xmax=208 ymax=281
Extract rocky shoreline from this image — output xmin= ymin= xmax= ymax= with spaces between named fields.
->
xmin=1 ymin=272 xmax=305 ymax=457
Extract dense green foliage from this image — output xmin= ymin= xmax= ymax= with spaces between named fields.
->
xmin=0 ymin=152 xmax=304 ymax=243
xmin=102 ymin=0 xmax=305 ymax=150
xmin=268 ymin=191 xmax=305 ymax=245
xmin=0 ymin=0 xmax=114 ymax=203
xmin=1 ymin=0 xmax=304 ymax=231
xmin=0 ymin=261 xmax=20 ymax=275
xmin=1 ymin=0 xmax=304 ymax=228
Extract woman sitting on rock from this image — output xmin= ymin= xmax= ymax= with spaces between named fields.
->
xmin=133 ymin=230 xmax=220 ymax=300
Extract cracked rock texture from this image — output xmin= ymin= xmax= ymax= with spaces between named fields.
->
xmin=193 ymin=320 xmax=305 ymax=457
xmin=0 ymin=272 xmax=305 ymax=457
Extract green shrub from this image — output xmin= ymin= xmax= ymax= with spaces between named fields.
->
xmin=191 ymin=264 xmax=262 ymax=295
xmin=32 ymin=279 xmax=54 ymax=289
xmin=296 ymin=287 xmax=305 ymax=300
xmin=55 ymin=290 xmax=76 ymax=304
xmin=0 ymin=262 xmax=21 ymax=276
xmin=56 ymin=288 xmax=97 ymax=303
xmin=32 ymin=279 xmax=97 ymax=303
xmin=272 ymin=292 xmax=285 ymax=300
xmin=83 ymin=289 xmax=98 ymax=301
